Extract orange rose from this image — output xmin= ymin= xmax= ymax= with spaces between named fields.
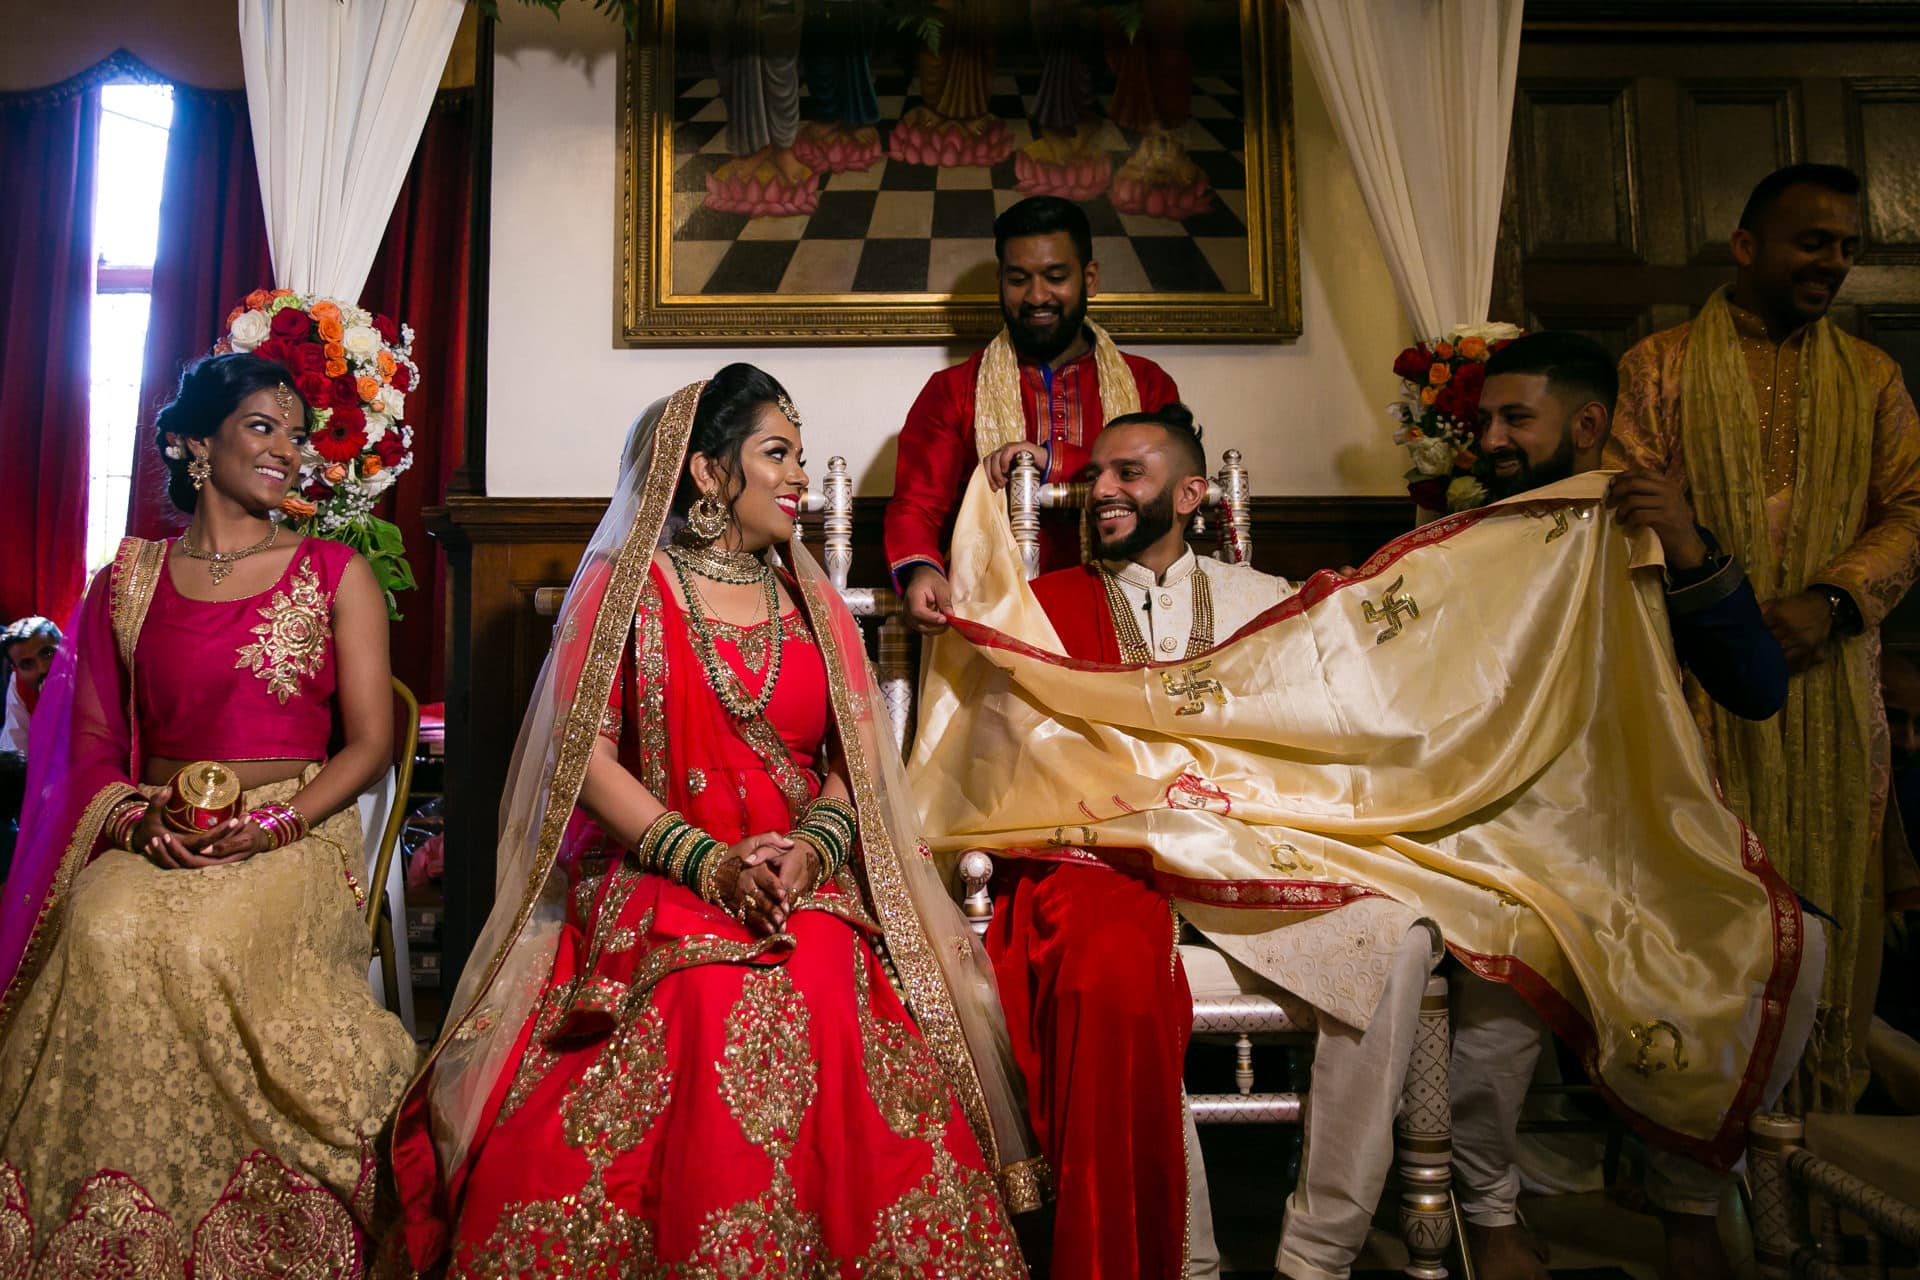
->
xmin=325 ymin=358 xmax=348 ymax=378
xmin=269 ymin=288 xmax=293 ymax=300
xmin=1433 ymin=342 xmax=1455 ymax=359
xmin=225 ymin=305 xmax=243 ymax=327
xmin=245 ymin=289 xmax=272 ymax=311
xmin=1420 ymin=386 xmax=1439 ymax=406
xmin=310 ymin=300 xmax=341 ymax=321
xmin=324 ymin=343 xmax=345 ymax=362
xmin=1455 ymin=449 xmax=1477 ymax=468
xmin=280 ymin=495 xmax=318 ymax=519
xmin=317 ymin=316 xmax=344 ymax=343
xmin=1458 ymin=336 xmax=1488 ymax=360
xmin=323 ymin=463 xmax=349 ymax=483
xmin=356 ymin=376 xmax=380 ymax=402
xmin=1428 ymin=362 xmax=1451 ymax=386
xmin=371 ymin=398 xmax=386 ymax=414
xmin=375 ymin=351 xmax=396 ymax=378
xmin=362 ymin=457 xmax=384 ymax=477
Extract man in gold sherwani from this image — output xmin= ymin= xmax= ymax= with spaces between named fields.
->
xmin=1610 ymin=163 xmax=1920 ymax=1109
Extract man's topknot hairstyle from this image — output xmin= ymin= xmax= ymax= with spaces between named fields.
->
xmin=1484 ymin=331 xmax=1619 ymax=414
xmin=993 ymin=196 xmax=1094 ymax=269
xmin=1106 ymin=401 xmax=1207 ymax=480
xmin=1738 ymin=163 xmax=1861 ymax=233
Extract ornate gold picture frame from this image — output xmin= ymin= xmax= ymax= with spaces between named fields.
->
xmin=619 ymin=0 xmax=1300 ymax=345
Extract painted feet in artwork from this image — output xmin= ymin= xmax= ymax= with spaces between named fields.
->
xmin=1110 ymin=128 xmax=1213 ymax=221
xmin=885 ymin=106 xmax=1014 ymax=168
xmin=1014 ymin=127 xmax=1114 ymax=201
xmin=792 ymin=122 xmax=883 ymax=175
xmin=704 ymin=146 xmax=820 ymax=217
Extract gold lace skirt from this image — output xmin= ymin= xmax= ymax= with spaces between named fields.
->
xmin=0 ymin=773 xmax=418 ymax=1261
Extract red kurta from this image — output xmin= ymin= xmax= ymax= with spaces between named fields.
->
xmin=982 ymin=564 xmax=1194 ymax=1280
xmin=884 ymin=344 xmax=1179 ymax=586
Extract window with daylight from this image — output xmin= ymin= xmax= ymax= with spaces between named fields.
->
xmin=86 ymin=82 xmax=174 ymax=573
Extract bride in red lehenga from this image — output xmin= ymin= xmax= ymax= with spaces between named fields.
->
xmin=390 ymin=365 xmax=1041 ymax=1277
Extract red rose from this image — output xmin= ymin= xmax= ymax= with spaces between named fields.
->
xmin=1408 ymin=476 xmax=1448 ymax=511
xmin=390 ymin=365 xmax=412 ymax=393
xmin=1450 ymin=361 xmax=1486 ymax=401
xmin=286 ymin=342 xmax=327 ymax=377
xmin=1392 ymin=345 xmax=1434 ymax=381
xmin=269 ymin=308 xmax=312 ymax=341
xmin=372 ymin=313 xmax=400 ymax=345
xmin=330 ymin=376 xmax=361 ymax=409
xmin=251 ymin=337 xmax=292 ymax=367
xmin=295 ymin=372 xmax=332 ymax=406
xmin=374 ymin=432 xmax=408 ymax=466
xmin=303 ymin=479 xmax=331 ymax=500
xmin=315 ymin=408 xmax=369 ymax=462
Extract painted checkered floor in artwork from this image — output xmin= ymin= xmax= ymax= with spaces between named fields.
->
xmin=669 ymin=70 xmax=1252 ymax=297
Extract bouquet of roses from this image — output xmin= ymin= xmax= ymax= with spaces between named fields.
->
xmin=220 ymin=289 xmax=418 ymax=616
xmin=1388 ymin=321 xmax=1524 ymax=513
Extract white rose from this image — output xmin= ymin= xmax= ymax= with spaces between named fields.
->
xmin=1408 ymin=436 xmax=1457 ymax=477
xmin=342 ymin=324 xmax=383 ymax=362
xmin=229 ymin=309 xmax=271 ymax=351
xmin=1445 ymin=320 xmax=1524 ymax=345
xmin=1446 ymin=476 xmax=1489 ymax=511
xmin=363 ymin=412 xmax=391 ymax=443
xmin=379 ymin=388 xmax=405 ymax=421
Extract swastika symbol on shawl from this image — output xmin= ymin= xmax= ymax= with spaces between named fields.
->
xmin=1360 ymin=575 xmax=1421 ymax=644
xmin=1160 ymin=661 xmax=1226 ymax=716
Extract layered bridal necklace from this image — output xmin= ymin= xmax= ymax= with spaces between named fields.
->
xmin=181 ymin=523 xmax=280 ymax=586
xmin=665 ymin=540 xmax=785 ymax=721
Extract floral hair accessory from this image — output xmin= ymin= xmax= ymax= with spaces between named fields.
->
xmin=218 ymin=289 xmax=420 ymax=616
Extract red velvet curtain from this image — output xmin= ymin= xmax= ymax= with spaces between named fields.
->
xmin=362 ymin=89 xmax=472 ymax=702
xmin=0 ymin=84 xmax=100 ymax=628
xmin=131 ymin=89 xmax=471 ymax=700
xmin=129 ymin=88 xmax=273 ymax=542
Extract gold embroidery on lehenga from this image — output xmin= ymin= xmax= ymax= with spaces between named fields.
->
xmin=0 ymin=1162 xmax=32 ymax=1277
xmin=637 ymin=582 xmax=670 ymax=798
xmin=234 ymin=557 xmax=331 ymax=704
xmin=190 ymin=1150 xmax=359 ymax=1280
xmin=561 ymin=1004 xmax=674 ymax=1167
xmin=40 ymin=1172 xmax=189 ymax=1279
xmin=598 ymin=705 xmax=622 ymax=742
xmin=858 ymin=1145 xmax=1028 ymax=1279
xmin=450 ymin=1197 xmax=661 ymax=1279
xmin=853 ymin=952 xmax=946 ymax=1141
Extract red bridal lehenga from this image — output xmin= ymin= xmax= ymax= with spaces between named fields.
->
xmin=390 ymin=381 xmax=1041 ymax=1278
xmin=0 ymin=536 xmax=418 ymax=1274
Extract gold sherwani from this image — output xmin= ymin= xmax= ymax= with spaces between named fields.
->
xmin=912 ymin=469 xmax=1804 ymax=1167
xmin=1611 ymin=294 xmax=1920 ymax=1105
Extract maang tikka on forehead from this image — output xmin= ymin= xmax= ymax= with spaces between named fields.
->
xmin=775 ymin=393 xmax=803 ymax=431
xmin=274 ymin=382 xmax=299 ymax=425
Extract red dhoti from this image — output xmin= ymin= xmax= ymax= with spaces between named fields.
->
xmin=985 ymin=859 xmax=1192 ymax=1280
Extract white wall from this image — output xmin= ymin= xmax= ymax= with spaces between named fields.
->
xmin=485 ymin=4 xmax=1413 ymax=499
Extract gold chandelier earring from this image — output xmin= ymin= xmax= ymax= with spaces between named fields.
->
xmin=187 ymin=456 xmax=212 ymax=491
xmin=687 ymin=490 xmax=729 ymax=543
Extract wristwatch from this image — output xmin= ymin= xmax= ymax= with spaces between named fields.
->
xmin=1812 ymin=584 xmax=1863 ymax=636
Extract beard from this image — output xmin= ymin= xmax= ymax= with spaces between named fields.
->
xmin=1004 ymin=289 xmax=1090 ymax=363
xmin=1480 ymin=433 xmax=1578 ymax=501
xmin=1088 ymin=485 xmax=1179 ymax=562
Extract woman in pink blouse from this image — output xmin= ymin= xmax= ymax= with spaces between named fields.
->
xmin=0 ymin=353 xmax=417 ymax=1271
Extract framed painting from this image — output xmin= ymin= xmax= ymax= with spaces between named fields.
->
xmin=619 ymin=0 xmax=1300 ymax=345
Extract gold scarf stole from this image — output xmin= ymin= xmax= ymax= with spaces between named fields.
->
xmin=911 ymin=469 xmax=1802 ymax=1162
xmin=971 ymin=320 xmax=1143 ymax=459
xmin=1681 ymin=289 xmax=1874 ymax=1106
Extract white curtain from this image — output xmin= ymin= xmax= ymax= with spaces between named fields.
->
xmin=239 ymin=0 xmax=466 ymax=302
xmin=1289 ymin=0 xmax=1524 ymax=338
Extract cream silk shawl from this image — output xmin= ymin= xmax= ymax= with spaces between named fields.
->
xmin=971 ymin=321 xmax=1141 ymax=459
xmin=909 ymin=469 xmax=1803 ymax=1167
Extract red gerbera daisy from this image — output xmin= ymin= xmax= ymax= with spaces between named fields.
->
xmin=314 ymin=408 xmax=368 ymax=463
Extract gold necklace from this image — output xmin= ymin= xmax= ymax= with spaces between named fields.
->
xmin=181 ymin=523 xmax=280 ymax=586
xmin=666 ymin=538 xmax=769 ymax=586
xmin=1097 ymin=564 xmax=1215 ymax=662
xmin=667 ymin=550 xmax=785 ymax=721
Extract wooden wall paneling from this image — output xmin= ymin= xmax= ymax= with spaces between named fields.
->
xmin=1678 ymin=80 xmax=1803 ymax=262
xmin=1515 ymin=80 xmax=1644 ymax=263
xmin=1845 ymin=78 xmax=1920 ymax=264
xmin=1523 ymin=304 xmax=1655 ymax=363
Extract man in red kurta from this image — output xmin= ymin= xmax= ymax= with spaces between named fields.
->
xmin=886 ymin=196 xmax=1178 ymax=633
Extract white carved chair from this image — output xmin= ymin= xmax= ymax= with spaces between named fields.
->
xmin=1749 ymin=1110 xmax=1920 ymax=1278
xmin=808 ymin=453 xmax=1457 ymax=1279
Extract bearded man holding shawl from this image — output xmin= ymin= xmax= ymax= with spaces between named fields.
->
xmin=997 ymin=402 xmax=1442 ymax=1280
xmin=886 ymin=196 xmax=1179 ymax=633
xmin=1610 ymin=163 xmax=1920 ymax=1111
xmin=911 ymin=440 xmax=1823 ymax=1280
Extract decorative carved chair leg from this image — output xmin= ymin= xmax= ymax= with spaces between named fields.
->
xmin=877 ymin=617 xmax=914 ymax=753
xmin=1747 ymin=1113 xmax=1807 ymax=1280
xmin=1234 ymin=1035 xmax=1255 ymax=1096
xmin=1396 ymin=973 xmax=1454 ymax=1279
